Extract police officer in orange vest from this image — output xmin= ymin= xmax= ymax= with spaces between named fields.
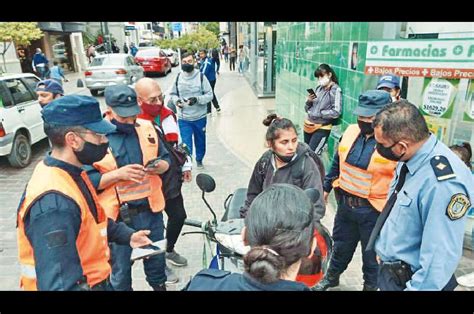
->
xmin=86 ymin=85 xmax=171 ymax=291
xmin=17 ymin=95 xmax=153 ymax=291
xmin=314 ymin=90 xmax=396 ymax=291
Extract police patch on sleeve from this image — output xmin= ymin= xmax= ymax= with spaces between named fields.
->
xmin=446 ymin=194 xmax=471 ymax=220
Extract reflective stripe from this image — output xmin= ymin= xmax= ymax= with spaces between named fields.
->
xmin=116 ymin=179 xmax=151 ymax=191
xmin=340 ymin=171 xmax=371 ymax=188
xmin=21 ymin=264 xmax=36 ymax=279
xmin=341 ymin=164 xmax=373 ymax=180
xmin=339 ymin=180 xmax=370 ymax=197
xmin=118 ymin=187 xmax=151 ymax=198
xmin=339 ymin=181 xmax=369 ymax=197
xmin=100 ymin=228 xmax=107 ymax=237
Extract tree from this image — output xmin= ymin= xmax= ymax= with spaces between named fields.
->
xmin=154 ymin=28 xmax=219 ymax=54
xmin=0 ymin=22 xmax=43 ymax=73
xmin=201 ymin=22 xmax=220 ymax=38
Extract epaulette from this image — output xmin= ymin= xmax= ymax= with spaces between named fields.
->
xmin=430 ymin=155 xmax=456 ymax=181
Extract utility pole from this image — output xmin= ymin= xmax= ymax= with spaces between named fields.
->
xmin=104 ymin=22 xmax=111 ymax=53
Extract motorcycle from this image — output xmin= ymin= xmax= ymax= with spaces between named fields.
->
xmin=182 ymin=173 xmax=333 ymax=288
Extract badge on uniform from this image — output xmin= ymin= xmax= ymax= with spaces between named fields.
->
xmin=446 ymin=193 xmax=471 ymax=220
xmin=430 ymin=155 xmax=456 ymax=181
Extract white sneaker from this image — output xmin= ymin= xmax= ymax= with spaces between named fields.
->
xmin=457 ymin=272 xmax=474 ymax=287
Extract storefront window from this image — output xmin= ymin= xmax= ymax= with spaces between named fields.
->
xmin=49 ymin=34 xmax=74 ymax=72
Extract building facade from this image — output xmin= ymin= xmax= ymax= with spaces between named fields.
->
xmin=274 ymin=22 xmax=474 ymax=247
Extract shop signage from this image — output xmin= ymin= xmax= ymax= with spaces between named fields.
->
xmin=365 ymin=39 xmax=474 ymax=79
xmin=421 ymin=79 xmax=454 ymax=117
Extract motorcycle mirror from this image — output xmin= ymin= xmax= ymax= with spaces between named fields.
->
xmin=196 ymin=173 xmax=216 ymax=193
xmin=304 ymin=188 xmax=320 ymax=204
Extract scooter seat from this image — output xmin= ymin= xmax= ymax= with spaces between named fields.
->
xmin=222 ymin=188 xmax=248 ymax=222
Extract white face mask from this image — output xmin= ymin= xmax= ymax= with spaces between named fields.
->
xmin=319 ymin=76 xmax=330 ymax=87
xmin=391 ymin=96 xmax=398 ymax=102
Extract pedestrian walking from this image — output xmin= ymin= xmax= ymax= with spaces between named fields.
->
xmin=168 ymin=52 xmax=213 ymax=169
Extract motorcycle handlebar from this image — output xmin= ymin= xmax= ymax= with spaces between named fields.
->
xmin=184 ymin=219 xmax=203 ymax=228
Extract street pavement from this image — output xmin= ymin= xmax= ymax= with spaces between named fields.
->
xmin=0 ymin=61 xmax=472 ymax=291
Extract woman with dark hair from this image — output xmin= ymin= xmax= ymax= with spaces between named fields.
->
xmin=450 ymin=142 xmax=472 ymax=170
xmin=238 ymin=113 xmax=325 ymax=222
xmin=185 ymin=184 xmax=316 ymax=291
xmin=304 ymin=63 xmax=343 ymax=155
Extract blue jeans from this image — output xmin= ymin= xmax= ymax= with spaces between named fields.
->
xmin=329 ymin=201 xmax=380 ymax=287
xmin=178 ymin=117 xmax=207 ymax=163
xmin=109 ymin=210 xmax=166 ymax=290
xmin=36 ymin=66 xmax=47 ymax=79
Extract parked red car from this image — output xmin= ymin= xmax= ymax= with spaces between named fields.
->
xmin=134 ymin=48 xmax=172 ymax=76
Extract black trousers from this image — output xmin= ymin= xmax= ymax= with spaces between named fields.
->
xmin=229 ymin=57 xmax=236 ymax=71
xmin=207 ymin=79 xmax=220 ymax=113
xmin=164 ymin=193 xmax=187 ymax=252
xmin=377 ymin=264 xmax=458 ymax=291
xmin=304 ymin=129 xmax=331 ymax=155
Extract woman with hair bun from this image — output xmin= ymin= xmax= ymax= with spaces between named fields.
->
xmin=185 ymin=184 xmax=317 ymax=290
xmin=238 ymin=113 xmax=325 ymax=222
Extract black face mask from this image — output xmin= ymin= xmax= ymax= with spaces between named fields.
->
xmin=357 ymin=120 xmax=374 ymax=135
xmin=273 ymin=151 xmax=295 ymax=163
xmin=376 ymin=142 xmax=405 ymax=162
xmin=111 ymin=118 xmax=135 ymax=134
xmin=74 ymin=140 xmax=109 ymax=165
xmin=181 ymin=63 xmax=194 ymax=73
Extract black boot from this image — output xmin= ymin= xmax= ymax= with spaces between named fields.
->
xmin=362 ymin=283 xmax=377 ymax=291
xmin=312 ymin=271 xmax=340 ymax=291
xmin=152 ymin=283 xmax=167 ymax=291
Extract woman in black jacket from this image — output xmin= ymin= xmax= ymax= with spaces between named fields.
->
xmin=239 ymin=114 xmax=325 ymax=223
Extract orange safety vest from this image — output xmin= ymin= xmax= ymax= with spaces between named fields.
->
xmin=17 ymin=162 xmax=111 ymax=291
xmin=332 ymin=124 xmax=397 ymax=212
xmin=93 ymin=118 xmax=165 ymax=220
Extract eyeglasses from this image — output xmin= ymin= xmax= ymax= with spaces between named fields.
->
xmin=142 ymin=94 xmax=164 ymax=104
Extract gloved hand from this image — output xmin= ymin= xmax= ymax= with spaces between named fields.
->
xmin=188 ymin=97 xmax=197 ymax=106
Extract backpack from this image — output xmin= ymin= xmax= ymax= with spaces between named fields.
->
xmin=175 ymin=72 xmax=204 ymax=97
xmin=257 ymin=142 xmax=325 ymax=187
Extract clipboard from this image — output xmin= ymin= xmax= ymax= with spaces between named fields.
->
xmin=130 ymin=239 xmax=167 ymax=261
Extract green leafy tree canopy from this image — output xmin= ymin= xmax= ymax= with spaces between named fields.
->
xmin=154 ymin=28 xmax=219 ymax=54
xmin=0 ymin=22 xmax=43 ymax=72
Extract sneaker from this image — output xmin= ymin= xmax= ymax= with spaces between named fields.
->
xmin=457 ymin=272 xmax=474 ymax=287
xmin=196 ymin=161 xmax=204 ymax=169
xmin=165 ymin=265 xmax=179 ymax=284
xmin=166 ymin=250 xmax=188 ymax=267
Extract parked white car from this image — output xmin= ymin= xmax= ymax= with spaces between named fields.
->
xmin=85 ymin=53 xmax=144 ymax=96
xmin=0 ymin=73 xmax=45 ymax=167
xmin=163 ymin=49 xmax=179 ymax=67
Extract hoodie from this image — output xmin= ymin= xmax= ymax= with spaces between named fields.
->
xmin=240 ymin=142 xmax=325 ymax=223
xmin=169 ymin=69 xmax=214 ymax=121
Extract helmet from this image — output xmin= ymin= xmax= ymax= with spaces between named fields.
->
xmin=296 ymin=223 xmax=333 ymax=288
